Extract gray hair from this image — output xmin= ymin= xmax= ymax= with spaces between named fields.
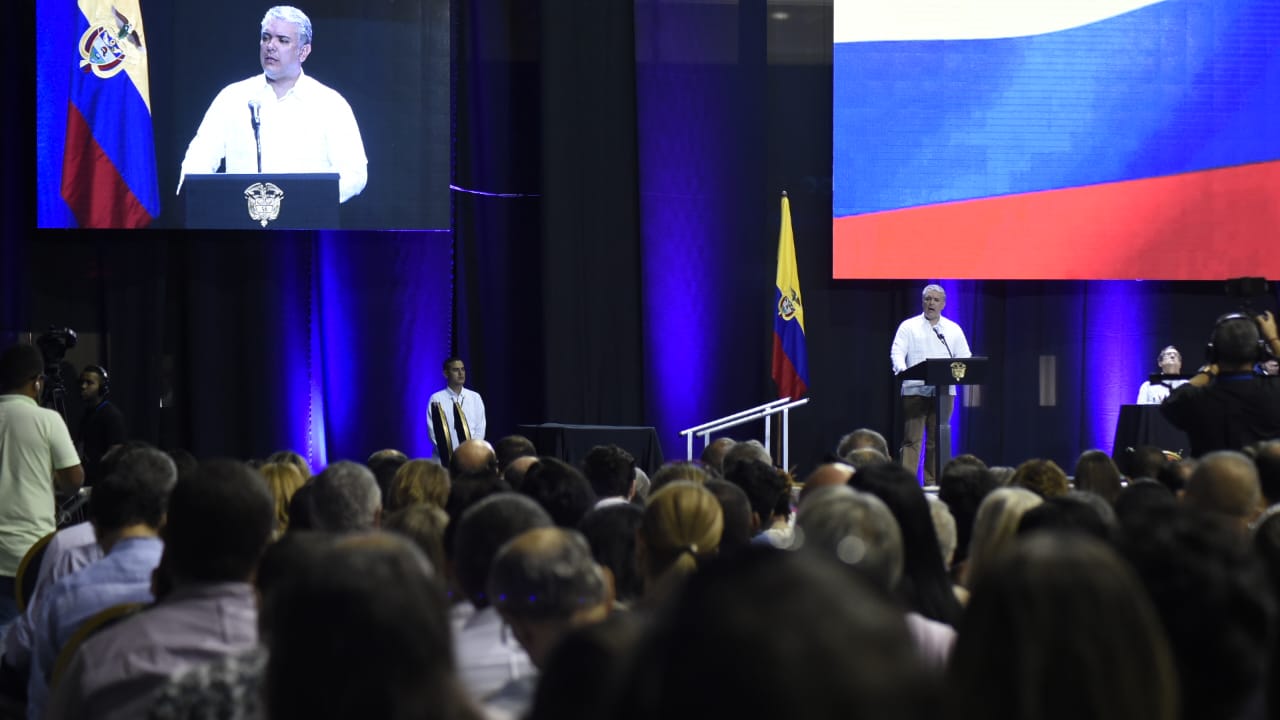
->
xmin=926 ymin=495 xmax=957 ymax=568
xmin=723 ymin=439 xmax=773 ymax=474
xmin=488 ymin=527 xmax=608 ymax=621
xmin=262 ymin=6 xmax=313 ymax=45
xmin=795 ymin=485 xmax=903 ymax=591
xmin=310 ymin=461 xmax=381 ymax=532
xmin=922 ymin=283 xmax=946 ymax=299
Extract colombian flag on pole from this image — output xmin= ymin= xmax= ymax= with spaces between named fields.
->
xmin=61 ymin=0 xmax=159 ymax=228
xmin=771 ymin=193 xmax=808 ymax=400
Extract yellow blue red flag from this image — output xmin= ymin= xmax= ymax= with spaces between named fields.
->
xmin=771 ymin=193 xmax=808 ymax=400
xmin=61 ymin=0 xmax=159 ymax=228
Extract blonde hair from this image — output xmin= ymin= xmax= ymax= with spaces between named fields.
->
xmin=388 ymin=459 xmax=451 ymax=512
xmin=261 ymin=462 xmax=308 ymax=533
xmin=964 ymin=486 xmax=1043 ymax=588
xmin=639 ymin=482 xmax=723 ymax=595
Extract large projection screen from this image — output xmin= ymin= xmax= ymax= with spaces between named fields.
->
xmin=832 ymin=0 xmax=1280 ymax=280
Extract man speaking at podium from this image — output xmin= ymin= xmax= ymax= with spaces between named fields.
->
xmin=178 ymin=6 xmax=368 ymax=203
xmin=890 ymin=284 xmax=971 ymax=483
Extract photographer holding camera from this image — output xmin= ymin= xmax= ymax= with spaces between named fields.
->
xmin=1161 ymin=310 xmax=1280 ymax=457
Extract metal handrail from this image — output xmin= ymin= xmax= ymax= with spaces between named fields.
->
xmin=679 ymin=397 xmax=810 ymax=468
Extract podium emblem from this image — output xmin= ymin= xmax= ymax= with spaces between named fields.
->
xmin=950 ymin=361 xmax=967 ymax=381
xmin=244 ymin=182 xmax=285 ymax=227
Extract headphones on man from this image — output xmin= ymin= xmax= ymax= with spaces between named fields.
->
xmin=84 ymin=365 xmax=110 ymax=398
xmin=1205 ymin=313 xmax=1267 ymax=364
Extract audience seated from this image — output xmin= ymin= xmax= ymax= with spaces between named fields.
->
xmin=698 ymin=437 xmax=736 ymax=477
xmin=527 ymin=612 xmax=644 ymax=720
xmin=494 ymin=435 xmax=537 ymax=473
xmin=1250 ymin=439 xmax=1280 ymax=510
xmin=964 ymin=487 xmax=1043 ymax=589
xmin=502 ymin=455 xmax=538 ymax=493
xmin=259 ymin=461 xmax=306 ymax=536
xmin=451 ymin=494 xmax=552 ymax=706
xmin=635 ymin=482 xmax=722 ymax=606
xmin=581 ymin=445 xmax=636 ymax=507
xmin=577 ymin=504 xmax=645 ymax=605
xmin=836 ymin=428 xmax=892 ymax=461
xmin=387 ymin=458 xmax=451 ymax=512
xmin=850 ymin=462 xmax=962 ymax=626
xmin=611 ymin=547 xmax=936 ymax=720
xmin=924 ymin=496 xmax=958 ymax=573
xmin=1112 ymin=479 xmax=1177 ymax=526
xmin=451 ymin=439 xmax=500 ymax=478
xmin=725 ymin=459 xmax=792 ymax=547
xmin=1072 ymin=449 xmax=1124 ymax=504
xmin=308 ymin=461 xmax=382 ymax=532
xmin=796 ymin=485 xmax=956 ymax=668
xmin=1182 ymin=450 xmax=1265 ymax=532
xmin=936 ymin=454 xmax=996 ymax=586
xmin=1117 ymin=504 xmax=1276 ymax=720
xmin=382 ymin=503 xmax=450 ymax=576
xmin=366 ymin=448 xmax=409 ymax=510
xmin=702 ymin=479 xmax=753 ymax=556
xmin=1124 ymin=444 xmax=1170 ymax=482
xmin=1015 ymin=494 xmax=1113 ymax=543
xmin=797 ymin=462 xmax=854 ymax=505
xmin=520 ymin=458 xmax=597 ymax=528
xmin=1010 ymin=458 xmax=1070 ymax=498
xmin=45 ymin=459 xmax=274 ymax=720
xmin=647 ymin=461 xmax=710 ymax=494
xmin=949 ymin=533 xmax=1178 ymax=720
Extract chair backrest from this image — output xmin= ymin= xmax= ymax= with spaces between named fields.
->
xmin=13 ymin=532 xmax=56 ymax=612
xmin=50 ymin=602 xmax=148 ymax=689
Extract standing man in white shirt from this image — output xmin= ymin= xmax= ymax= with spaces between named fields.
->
xmin=428 ymin=357 xmax=487 ymax=465
xmin=179 ymin=6 xmax=368 ymax=203
xmin=890 ymin=284 xmax=971 ymax=483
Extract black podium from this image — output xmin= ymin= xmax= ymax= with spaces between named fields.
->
xmin=181 ymin=173 xmax=339 ymax=229
xmin=900 ymin=356 xmax=989 ymax=482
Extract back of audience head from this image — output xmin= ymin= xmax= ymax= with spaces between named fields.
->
xmin=637 ymin=482 xmax=723 ymax=600
xmin=1211 ymin=314 xmax=1262 ymax=366
xmin=612 ymin=547 xmax=934 ymax=720
xmin=1113 ymin=479 xmax=1177 ymax=526
xmin=450 ymin=438 xmax=499 ymax=477
xmin=949 ymin=533 xmax=1178 ymax=720
xmin=702 ymin=478 xmax=752 ymax=556
xmin=90 ymin=446 xmax=178 ymax=540
xmin=836 ymin=427 xmax=891 ymax=460
xmin=1250 ymin=439 xmax=1280 ymax=506
xmin=648 ymin=461 xmax=711 ymax=493
xmin=165 ymin=447 xmax=199 ymax=482
xmin=698 ymin=437 xmax=737 ymax=476
xmin=265 ymin=449 xmax=310 ymax=476
xmin=581 ymin=444 xmax=636 ymax=500
xmin=494 ymin=434 xmax=537 ymax=472
xmin=721 ymin=439 xmax=773 ymax=476
xmin=1127 ymin=444 xmax=1170 ymax=481
xmin=937 ymin=455 xmax=996 ymax=568
xmin=796 ymin=485 xmax=903 ymax=592
xmin=366 ymin=448 xmax=408 ymax=508
xmin=843 ymin=446 xmax=891 ymax=471
xmin=798 ymin=462 xmax=854 ymax=505
xmin=1016 ymin=494 xmax=1113 ymax=543
xmin=988 ymin=466 xmax=1015 ymax=486
xmin=264 ymin=533 xmax=478 ymax=720
xmin=0 ymin=343 xmax=43 ymax=392
xmin=528 ymin=612 xmax=644 ymax=720
xmin=309 ymin=460 xmax=382 ymax=532
xmin=161 ymin=459 xmax=275 ymax=587
xmin=1116 ymin=503 xmax=1276 ymax=720
xmin=453 ymin=493 xmax=553 ymax=608
xmin=442 ymin=470 xmax=512 ymax=562
xmin=383 ymin=503 xmax=450 ymax=578
xmin=1183 ymin=450 xmax=1263 ymax=529
xmin=631 ymin=467 xmax=651 ymax=503
xmin=925 ymin=496 xmax=958 ymax=570
xmin=520 ymin=457 xmax=597 ymax=527
xmin=964 ymin=486 xmax=1043 ymax=589
xmin=260 ymin=461 xmax=307 ymax=534
xmin=1011 ymin=458 xmax=1069 ymax=498
xmin=388 ymin=458 xmax=451 ymax=512
xmin=488 ymin=527 xmax=613 ymax=667
xmin=850 ymin=462 xmax=961 ymax=625
xmin=1073 ymin=449 xmax=1123 ymax=504
xmin=1156 ymin=457 xmax=1194 ymax=495
xmin=577 ymin=503 xmax=645 ymax=604
xmin=725 ymin=459 xmax=790 ymax=538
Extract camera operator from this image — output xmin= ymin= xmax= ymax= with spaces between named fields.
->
xmin=0 ymin=344 xmax=83 ymax=627
xmin=77 ymin=365 xmax=126 ymax=486
xmin=1161 ymin=310 xmax=1280 ymax=457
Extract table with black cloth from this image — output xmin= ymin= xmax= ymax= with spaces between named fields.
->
xmin=515 ymin=423 xmax=665 ymax=474
xmin=1110 ymin=404 xmax=1192 ymax=464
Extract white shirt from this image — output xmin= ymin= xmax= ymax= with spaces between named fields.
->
xmin=0 ymin=395 xmax=80 ymax=576
xmin=890 ymin=315 xmax=972 ymax=397
xmin=427 ymin=387 xmax=487 ymax=453
xmin=179 ymin=71 xmax=368 ymax=202
xmin=1136 ymin=379 xmax=1188 ymax=404
xmin=454 ymin=606 xmax=534 ymax=704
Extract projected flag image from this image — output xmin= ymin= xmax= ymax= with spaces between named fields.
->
xmin=832 ymin=0 xmax=1280 ymax=280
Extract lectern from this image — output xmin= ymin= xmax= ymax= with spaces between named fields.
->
xmin=181 ymin=173 xmax=339 ymax=229
xmin=899 ymin=356 xmax=989 ymax=483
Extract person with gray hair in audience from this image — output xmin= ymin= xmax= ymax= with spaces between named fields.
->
xmin=486 ymin=527 xmax=614 ymax=718
xmin=452 ymin=494 xmax=553 ymax=710
xmin=797 ymin=485 xmax=956 ymax=668
xmin=836 ymin=428 xmax=891 ymax=460
xmin=308 ymin=460 xmax=382 ymax=532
